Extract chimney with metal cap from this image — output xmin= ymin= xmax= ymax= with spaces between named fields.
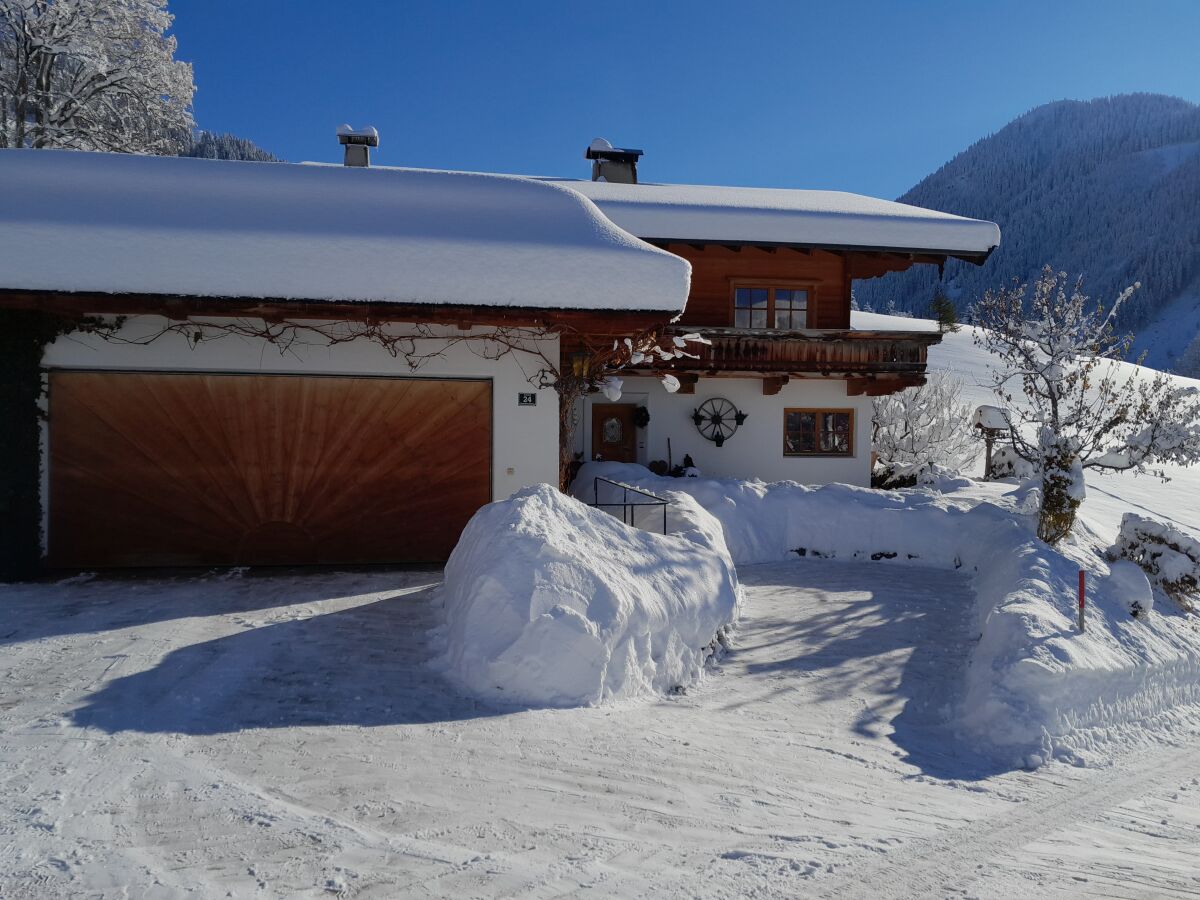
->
xmin=585 ymin=137 xmax=642 ymax=184
xmin=337 ymin=124 xmax=379 ymax=167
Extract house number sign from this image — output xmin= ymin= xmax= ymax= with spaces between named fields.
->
xmin=518 ymin=392 xmax=537 ymax=406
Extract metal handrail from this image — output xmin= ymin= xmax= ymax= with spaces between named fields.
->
xmin=590 ymin=476 xmax=670 ymax=534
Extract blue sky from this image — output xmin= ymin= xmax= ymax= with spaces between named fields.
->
xmin=171 ymin=0 xmax=1200 ymax=198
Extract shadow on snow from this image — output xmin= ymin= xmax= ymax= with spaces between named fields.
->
xmin=70 ymin=576 xmax=510 ymax=733
xmin=734 ymin=561 xmax=1016 ymax=780
xmin=67 ymin=558 xmax=1019 ymax=777
xmin=0 ymin=566 xmax=439 ymax=648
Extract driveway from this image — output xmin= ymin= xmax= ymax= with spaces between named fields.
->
xmin=1 ymin=563 xmax=1197 ymax=898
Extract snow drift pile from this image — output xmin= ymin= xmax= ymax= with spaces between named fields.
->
xmin=573 ymin=461 xmax=999 ymax=567
xmin=441 ymin=484 xmax=739 ymax=708
xmin=574 ymin=462 xmax=1200 ymax=768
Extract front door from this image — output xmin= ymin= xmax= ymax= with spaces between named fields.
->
xmin=591 ymin=403 xmax=638 ymax=463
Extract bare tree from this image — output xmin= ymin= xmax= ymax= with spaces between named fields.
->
xmin=973 ymin=266 xmax=1200 ymax=543
xmin=872 ymin=372 xmax=978 ymax=487
xmin=1 ymin=0 xmax=194 ymax=152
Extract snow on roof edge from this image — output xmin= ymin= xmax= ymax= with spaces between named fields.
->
xmin=0 ymin=150 xmax=692 ymax=315
xmin=307 ymin=163 xmax=1000 ymax=256
xmin=296 ymin=161 xmax=999 ymax=256
xmin=544 ymin=178 xmax=1002 ymax=256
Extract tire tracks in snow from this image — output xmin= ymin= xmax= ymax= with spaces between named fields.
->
xmin=824 ymin=740 xmax=1200 ymax=899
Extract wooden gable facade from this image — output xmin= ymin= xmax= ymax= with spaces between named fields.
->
xmin=620 ymin=242 xmax=948 ymax=397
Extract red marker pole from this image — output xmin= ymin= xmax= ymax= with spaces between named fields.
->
xmin=1077 ymin=570 xmax=1086 ymax=633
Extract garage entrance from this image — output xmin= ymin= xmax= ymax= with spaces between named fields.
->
xmin=47 ymin=371 xmax=492 ymax=567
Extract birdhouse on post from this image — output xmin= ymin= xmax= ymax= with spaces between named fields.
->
xmin=972 ymin=405 xmax=1010 ymax=480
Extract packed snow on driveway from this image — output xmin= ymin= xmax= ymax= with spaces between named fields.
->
xmin=3 ymin=565 xmax=1199 ymax=898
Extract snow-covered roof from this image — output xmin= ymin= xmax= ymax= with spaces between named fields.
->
xmin=0 ymin=150 xmax=691 ymax=313
xmin=541 ymin=178 xmax=1001 ymax=257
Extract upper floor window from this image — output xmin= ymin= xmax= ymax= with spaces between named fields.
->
xmin=733 ymin=284 xmax=810 ymax=329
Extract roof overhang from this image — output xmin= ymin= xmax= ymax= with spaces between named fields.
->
xmin=645 ymin=237 xmax=995 ymax=266
xmin=0 ymin=289 xmax=679 ymax=333
xmin=544 ymin=179 xmax=1002 ymax=262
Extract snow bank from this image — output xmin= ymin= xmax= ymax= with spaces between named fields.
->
xmin=573 ymin=461 xmax=993 ymax=568
xmin=441 ymin=484 xmax=739 ymax=708
xmin=573 ymin=462 xmax=1200 ymax=767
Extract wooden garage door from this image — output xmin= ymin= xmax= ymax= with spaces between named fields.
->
xmin=48 ymin=371 xmax=492 ymax=567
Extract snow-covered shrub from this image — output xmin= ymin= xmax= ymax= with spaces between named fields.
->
xmin=988 ymin=444 xmax=1035 ymax=480
xmin=1108 ymin=514 xmax=1200 ymax=612
xmin=871 ymin=372 xmax=978 ymax=488
xmin=916 ymin=464 xmax=973 ymax=492
xmin=441 ymin=484 xmax=739 ymax=708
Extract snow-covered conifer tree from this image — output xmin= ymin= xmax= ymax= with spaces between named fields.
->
xmin=974 ymin=266 xmax=1200 ymax=543
xmin=0 ymin=0 xmax=194 ymax=153
xmin=928 ymin=288 xmax=960 ymax=333
xmin=1175 ymin=332 xmax=1200 ymax=379
xmin=871 ymin=372 xmax=977 ymax=487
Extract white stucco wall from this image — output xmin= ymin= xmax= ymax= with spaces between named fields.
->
xmin=574 ymin=376 xmax=873 ymax=486
xmin=40 ymin=317 xmax=561 ymax=518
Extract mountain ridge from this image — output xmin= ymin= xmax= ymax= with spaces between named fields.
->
xmin=856 ymin=93 xmax=1200 ymax=374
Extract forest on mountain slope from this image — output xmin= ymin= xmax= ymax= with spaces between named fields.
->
xmin=856 ymin=94 xmax=1200 ymax=375
xmin=180 ymin=131 xmax=280 ymax=162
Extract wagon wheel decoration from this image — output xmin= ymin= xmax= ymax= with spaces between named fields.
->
xmin=691 ymin=398 xmax=747 ymax=447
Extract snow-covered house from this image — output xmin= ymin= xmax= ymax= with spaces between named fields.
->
xmin=0 ymin=142 xmax=999 ymax=571
xmin=0 ymin=148 xmax=689 ymax=569
xmin=547 ymin=153 xmax=1000 ymax=485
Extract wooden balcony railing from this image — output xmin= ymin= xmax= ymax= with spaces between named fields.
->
xmin=656 ymin=326 xmax=942 ymax=376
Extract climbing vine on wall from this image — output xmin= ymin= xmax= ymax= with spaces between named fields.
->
xmin=0 ymin=311 xmax=704 ymax=578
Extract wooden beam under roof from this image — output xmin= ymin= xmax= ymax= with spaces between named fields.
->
xmin=633 ymin=237 xmax=994 ymax=265
xmin=0 ymin=289 xmax=674 ymax=335
xmin=762 ymin=375 xmax=789 ymax=396
xmin=845 ymin=375 xmax=926 ymax=396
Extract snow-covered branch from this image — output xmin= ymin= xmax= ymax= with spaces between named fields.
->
xmin=1 ymin=0 xmax=194 ymax=152
xmin=872 ymin=372 xmax=978 ymax=487
xmin=973 ymin=266 xmax=1200 ymax=542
